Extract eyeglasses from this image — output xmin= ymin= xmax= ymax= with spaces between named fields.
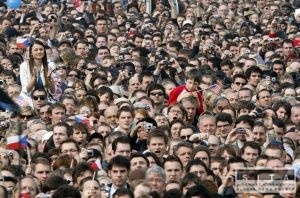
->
xmin=33 ymin=95 xmax=46 ymax=100
xmin=234 ymin=82 xmax=246 ymax=86
xmin=62 ymin=18 xmax=70 ymax=22
xmin=180 ymin=135 xmax=191 ymax=140
xmin=19 ymin=114 xmax=33 ymax=119
xmin=86 ymin=68 xmax=97 ymax=71
xmin=150 ymin=92 xmax=164 ymax=96
xmin=57 ymin=66 xmax=67 ymax=70
xmin=68 ymin=74 xmax=78 ymax=78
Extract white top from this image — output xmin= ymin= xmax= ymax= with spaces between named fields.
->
xmin=19 ymin=61 xmax=56 ymax=95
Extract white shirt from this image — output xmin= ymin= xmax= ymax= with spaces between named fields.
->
xmin=19 ymin=61 xmax=55 ymax=95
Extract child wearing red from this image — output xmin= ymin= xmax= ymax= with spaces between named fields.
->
xmin=168 ymin=69 xmax=204 ymax=113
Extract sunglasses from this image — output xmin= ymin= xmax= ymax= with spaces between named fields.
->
xmin=235 ymin=82 xmax=246 ymax=86
xmin=86 ymin=68 xmax=96 ymax=71
xmin=57 ymin=66 xmax=67 ymax=70
xmin=180 ymin=135 xmax=191 ymax=140
xmin=19 ymin=114 xmax=33 ymax=119
xmin=62 ymin=18 xmax=70 ymax=22
xmin=150 ymin=92 xmax=164 ymax=96
xmin=33 ymin=95 xmax=46 ymax=100
xmin=68 ymin=74 xmax=78 ymax=78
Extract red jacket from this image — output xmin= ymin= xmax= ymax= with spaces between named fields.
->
xmin=167 ymin=85 xmax=204 ymax=113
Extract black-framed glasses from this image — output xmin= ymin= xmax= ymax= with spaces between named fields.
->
xmin=86 ymin=68 xmax=96 ymax=71
xmin=234 ymin=82 xmax=246 ymax=86
xmin=150 ymin=92 xmax=164 ymax=96
xmin=19 ymin=114 xmax=33 ymax=119
xmin=68 ymin=74 xmax=78 ymax=78
xmin=57 ymin=66 xmax=67 ymax=70
xmin=180 ymin=135 xmax=191 ymax=140
xmin=33 ymin=95 xmax=46 ymax=100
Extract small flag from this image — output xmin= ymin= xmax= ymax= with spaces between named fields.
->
xmin=90 ymin=158 xmax=102 ymax=171
xmin=6 ymin=135 xmax=28 ymax=150
xmin=207 ymin=84 xmax=222 ymax=95
xmin=75 ymin=115 xmax=93 ymax=130
xmin=16 ymin=37 xmax=31 ymax=49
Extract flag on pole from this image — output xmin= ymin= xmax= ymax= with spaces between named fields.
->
xmin=6 ymin=135 xmax=28 ymax=150
xmin=16 ymin=37 xmax=31 ymax=49
xmin=206 ymin=84 xmax=222 ymax=95
xmin=90 ymin=158 xmax=102 ymax=171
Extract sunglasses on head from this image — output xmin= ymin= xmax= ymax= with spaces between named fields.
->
xmin=33 ymin=95 xmax=46 ymax=100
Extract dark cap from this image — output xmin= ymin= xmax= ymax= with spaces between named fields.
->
xmin=58 ymin=39 xmax=72 ymax=48
xmin=281 ymin=2 xmax=292 ymax=8
xmin=136 ymin=117 xmax=157 ymax=127
xmin=88 ymin=132 xmax=103 ymax=142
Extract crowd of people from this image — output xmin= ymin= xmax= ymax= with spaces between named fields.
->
xmin=0 ymin=0 xmax=299 ymax=197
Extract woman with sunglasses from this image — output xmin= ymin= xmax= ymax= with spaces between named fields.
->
xmin=20 ymin=40 xmax=55 ymax=96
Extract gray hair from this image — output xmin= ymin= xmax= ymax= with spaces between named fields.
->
xmin=145 ymin=165 xmax=166 ymax=183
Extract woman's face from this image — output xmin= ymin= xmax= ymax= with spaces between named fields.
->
xmin=79 ymin=106 xmax=91 ymax=116
xmin=31 ymin=43 xmax=45 ymax=60
xmin=134 ymin=112 xmax=145 ymax=123
xmin=99 ymin=93 xmax=111 ymax=104
xmin=147 ymin=156 xmax=157 ymax=167
xmin=117 ymin=15 xmax=126 ymax=25
xmin=249 ymin=14 xmax=259 ymax=25
xmin=171 ymin=122 xmax=182 ymax=139
xmin=67 ymin=71 xmax=78 ymax=82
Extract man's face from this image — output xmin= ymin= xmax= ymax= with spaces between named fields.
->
xmin=283 ymin=43 xmax=294 ymax=57
xmin=182 ymin=100 xmax=197 ymax=121
xmin=227 ymin=162 xmax=245 ymax=177
xmin=199 ymin=118 xmax=216 ymax=135
xmin=194 ymin=151 xmax=210 ymax=168
xmin=76 ymin=43 xmax=88 ymax=58
xmin=221 ymin=65 xmax=231 ymax=78
xmin=216 ymin=121 xmax=232 ymax=139
xmin=96 ymin=37 xmax=107 ymax=48
xmin=176 ymin=146 xmax=192 ymax=167
xmin=128 ymin=75 xmax=141 ymax=93
xmin=189 ymin=165 xmax=207 ymax=181
xmin=242 ymin=146 xmax=259 ymax=165
xmin=62 ymin=98 xmax=76 ymax=115
xmin=252 ymin=126 xmax=266 ymax=146
xmin=272 ymin=63 xmax=284 ymax=75
xmin=257 ymin=90 xmax=272 ymax=107
xmin=40 ymin=105 xmax=50 ymax=123
xmin=149 ymin=89 xmax=165 ymax=105
xmin=114 ymin=143 xmax=131 ymax=159
xmin=19 ymin=178 xmax=37 ymax=197
xmin=130 ymin=157 xmax=148 ymax=171
xmin=51 ymin=107 xmax=65 ymax=124
xmin=32 ymin=91 xmax=47 ymax=110
xmin=104 ymin=106 xmax=118 ymax=128
xmin=118 ymin=111 xmax=133 ymax=131
xmin=109 ymin=165 xmax=128 ymax=188
xmin=232 ymin=77 xmax=246 ymax=91
xmin=247 ymin=72 xmax=261 ymax=87
xmin=291 ymin=106 xmax=300 ymax=124
xmin=97 ymin=49 xmax=109 ymax=63
xmin=34 ymin=163 xmax=51 ymax=184
xmin=142 ymin=76 xmax=154 ymax=90
xmin=238 ymin=90 xmax=252 ymax=101
xmin=96 ymin=20 xmax=107 ymax=33
xmin=146 ymin=172 xmax=166 ymax=195
xmin=134 ymin=37 xmax=143 ymax=47
xmin=53 ymin=126 xmax=68 ymax=147
xmin=164 ymin=161 xmax=183 ymax=182
xmin=148 ymin=137 xmax=166 ymax=159
xmin=61 ymin=142 xmax=79 ymax=157
xmin=226 ymin=92 xmax=239 ymax=106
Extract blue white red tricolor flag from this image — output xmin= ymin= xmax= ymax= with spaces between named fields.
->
xmin=16 ymin=37 xmax=30 ymax=49
xmin=6 ymin=135 xmax=28 ymax=150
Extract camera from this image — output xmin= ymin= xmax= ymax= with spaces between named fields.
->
xmin=163 ymin=13 xmax=168 ymax=17
xmin=236 ymin=127 xmax=245 ymax=134
xmin=144 ymin=123 xmax=155 ymax=131
xmin=87 ymin=149 xmax=94 ymax=158
xmin=199 ymin=140 xmax=209 ymax=147
xmin=254 ymin=108 xmax=265 ymax=118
